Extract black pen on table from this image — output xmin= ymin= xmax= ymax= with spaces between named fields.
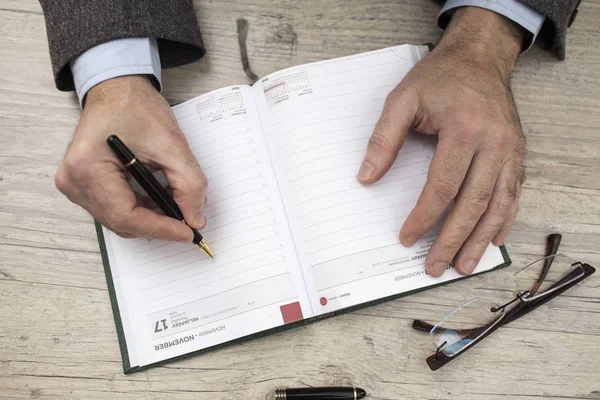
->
xmin=107 ymin=135 xmax=213 ymax=258
xmin=273 ymin=387 xmax=367 ymax=400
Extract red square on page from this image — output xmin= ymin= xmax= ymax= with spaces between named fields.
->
xmin=280 ymin=301 xmax=304 ymax=324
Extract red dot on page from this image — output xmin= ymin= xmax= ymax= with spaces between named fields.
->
xmin=320 ymin=297 xmax=327 ymax=306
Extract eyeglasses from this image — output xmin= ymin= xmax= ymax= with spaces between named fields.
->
xmin=412 ymin=233 xmax=596 ymax=371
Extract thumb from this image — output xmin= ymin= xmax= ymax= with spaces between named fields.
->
xmin=159 ymin=139 xmax=209 ymax=229
xmin=358 ymin=93 xmax=415 ymax=184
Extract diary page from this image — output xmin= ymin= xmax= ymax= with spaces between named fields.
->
xmin=253 ymin=45 xmax=507 ymax=315
xmin=103 ymin=85 xmax=311 ymax=368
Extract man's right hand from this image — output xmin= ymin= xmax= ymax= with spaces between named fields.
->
xmin=55 ymin=75 xmax=208 ymax=241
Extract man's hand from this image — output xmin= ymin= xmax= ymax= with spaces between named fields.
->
xmin=358 ymin=7 xmax=526 ymax=277
xmin=55 ymin=75 xmax=208 ymax=241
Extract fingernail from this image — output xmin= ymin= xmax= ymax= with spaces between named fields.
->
xmin=178 ymin=235 xmax=193 ymax=244
xmin=193 ymin=209 xmax=205 ymax=228
xmin=358 ymin=161 xmax=374 ymax=181
xmin=400 ymin=234 xmax=419 ymax=247
xmin=460 ymin=259 xmax=478 ymax=275
xmin=431 ymin=262 xmax=448 ymax=277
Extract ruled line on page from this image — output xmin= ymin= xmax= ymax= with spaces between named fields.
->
xmin=189 ymin=129 xmax=249 ymax=151
xmin=315 ymin=71 xmax=402 ymax=91
xmin=142 ymin=258 xmax=286 ymax=292
xmin=302 ymin=198 xmax=418 ymax=230
xmin=293 ymin=172 xmax=426 ymax=208
xmin=280 ymin=123 xmax=376 ymax=149
xmin=286 ymin=144 xmax=427 ymax=174
xmin=179 ymin=118 xmax=243 ymax=136
xmin=297 ymin=180 xmax=423 ymax=219
xmin=317 ymin=262 xmax=414 ymax=292
xmin=204 ymin=198 xmax=269 ymax=219
xmin=273 ymin=98 xmax=385 ymax=126
xmin=306 ymin=215 xmax=408 ymax=243
xmin=283 ymin=136 xmax=371 ymax=160
xmin=134 ymin=241 xmax=173 ymax=256
xmin=139 ymin=245 xmax=282 ymax=279
xmin=202 ymin=213 xmax=274 ymax=236
xmin=146 ymin=272 xmax=291 ymax=308
xmin=199 ymin=151 xmax=257 ymax=169
xmin=289 ymin=158 xmax=428 ymax=195
xmin=205 ymin=173 xmax=263 ymax=195
xmin=285 ymin=149 xmax=366 ymax=171
xmin=142 ymin=235 xmax=282 ymax=287
xmin=307 ymin=230 xmax=400 ymax=255
xmin=276 ymin=110 xmax=382 ymax=138
xmin=215 ymin=187 xmax=266 ymax=203
xmin=269 ymin=85 xmax=395 ymax=117
xmin=208 ymin=224 xmax=277 ymax=246
xmin=192 ymin=140 xmax=251 ymax=158
xmin=310 ymin=233 xmax=437 ymax=270
xmin=209 ymin=163 xmax=261 ymax=181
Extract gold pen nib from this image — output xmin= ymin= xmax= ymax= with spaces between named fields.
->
xmin=196 ymin=239 xmax=214 ymax=258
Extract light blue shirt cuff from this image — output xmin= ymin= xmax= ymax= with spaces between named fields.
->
xmin=70 ymin=37 xmax=162 ymax=108
xmin=438 ymin=0 xmax=545 ymax=51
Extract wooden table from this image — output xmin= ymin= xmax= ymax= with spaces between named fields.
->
xmin=1 ymin=1 xmax=599 ymax=399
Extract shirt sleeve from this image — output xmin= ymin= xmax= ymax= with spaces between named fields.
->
xmin=70 ymin=37 xmax=162 ymax=108
xmin=438 ymin=0 xmax=546 ymax=51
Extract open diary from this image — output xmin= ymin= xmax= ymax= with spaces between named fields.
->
xmin=96 ymin=44 xmax=511 ymax=373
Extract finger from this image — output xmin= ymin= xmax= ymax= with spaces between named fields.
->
xmin=155 ymin=132 xmax=208 ymax=229
xmin=124 ymin=207 xmax=196 ymax=241
xmin=400 ymin=130 xmax=475 ymax=247
xmin=424 ymin=150 xmax=500 ymax=277
xmin=86 ymin=168 xmax=193 ymax=242
xmin=493 ymin=181 xmax=522 ymax=246
xmin=133 ymin=185 xmax=180 ymax=214
xmin=134 ymin=192 xmax=164 ymax=214
xmin=55 ymin=163 xmax=88 ymax=205
xmin=357 ymin=92 xmax=416 ymax=184
xmin=454 ymin=161 xmax=518 ymax=275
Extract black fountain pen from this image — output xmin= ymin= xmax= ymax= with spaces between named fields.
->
xmin=107 ymin=135 xmax=213 ymax=258
xmin=274 ymin=387 xmax=366 ymax=400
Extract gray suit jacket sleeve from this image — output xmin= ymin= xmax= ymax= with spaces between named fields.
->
xmin=39 ymin=0 xmax=205 ymax=91
xmin=437 ymin=0 xmax=582 ymax=60
xmin=40 ymin=0 xmax=582 ymax=92
xmin=519 ymin=0 xmax=581 ymax=59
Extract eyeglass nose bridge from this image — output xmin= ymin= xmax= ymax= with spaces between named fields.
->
xmin=435 ymin=341 xmax=448 ymax=359
xmin=490 ymin=290 xmax=530 ymax=313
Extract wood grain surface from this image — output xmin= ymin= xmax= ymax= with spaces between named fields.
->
xmin=1 ymin=1 xmax=599 ymax=399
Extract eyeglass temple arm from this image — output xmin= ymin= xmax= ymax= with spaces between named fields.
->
xmin=414 ymin=262 xmax=594 ymax=336
xmin=417 ymin=263 xmax=595 ymax=371
xmin=413 ymin=233 xmax=564 ymax=334
xmin=506 ymin=262 xmax=595 ymax=324
xmin=530 ymin=233 xmax=562 ymax=296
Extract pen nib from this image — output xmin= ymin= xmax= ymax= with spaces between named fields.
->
xmin=197 ymin=239 xmax=214 ymax=258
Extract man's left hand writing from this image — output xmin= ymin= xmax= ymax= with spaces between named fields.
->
xmin=358 ymin=7 xmax=526 ymax=277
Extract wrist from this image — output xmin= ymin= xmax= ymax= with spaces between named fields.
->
xmin=86 ymin=75 xmax=156 ymax=109
xmin=437 ymin=7 xmax=524 ymax=77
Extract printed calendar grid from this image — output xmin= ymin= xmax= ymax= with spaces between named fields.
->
xmin=196 ymin=90 xmax=246 ymax=121
xmin=264 ymin=69 xmax=312 ymax=107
